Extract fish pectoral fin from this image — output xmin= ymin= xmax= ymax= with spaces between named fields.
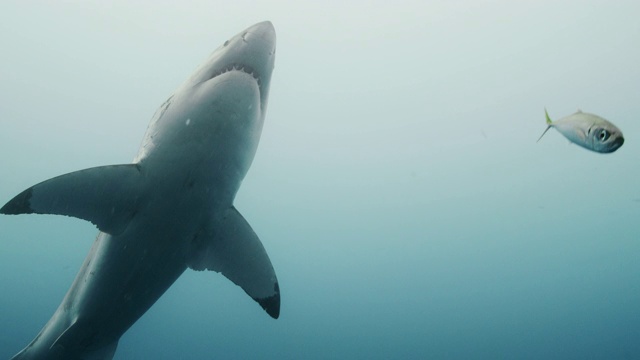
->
xmin=187 ymin=206 xmax=280 ymax=319
xmin=0 ymin=164 xmax=144 ymax=236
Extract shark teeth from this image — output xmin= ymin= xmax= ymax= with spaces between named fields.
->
xmin=208 ymin=63 xmax=262 ymax=88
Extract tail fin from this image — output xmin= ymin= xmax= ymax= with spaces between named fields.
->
xmin=537 ymin=108 xmax=553 ymax=143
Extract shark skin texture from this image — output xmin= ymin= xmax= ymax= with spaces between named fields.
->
xmin=1 ymin=21 xmax=279 ymax=360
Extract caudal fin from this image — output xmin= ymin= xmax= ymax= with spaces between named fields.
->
xmin=537 ymin=108 xmax=553 ymax=142
xmin=544 ymin=108 xmax=553 ymax=124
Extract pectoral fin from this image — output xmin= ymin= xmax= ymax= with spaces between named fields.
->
xmin=188 ymin=207 xmax=280 ymax=319
xmin=0 ymin=164 xmax=144 ymax=236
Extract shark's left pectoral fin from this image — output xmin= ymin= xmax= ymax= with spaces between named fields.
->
xmin=0 ymin=164 xmax=144 ymax=235
xmin=188 ymin=207 xmax=280 ymax=319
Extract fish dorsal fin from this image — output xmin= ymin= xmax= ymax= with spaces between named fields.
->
xmin=577 ymin=108 xmax=583 ymax=113
xmin=187 ymin=206 xmax=280 ymax=318
xmin=0 ymin=164 xmax=144 ymax=236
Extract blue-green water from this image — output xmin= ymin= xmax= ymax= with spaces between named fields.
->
xmin=1 ymin=1 xmax=639 ymax=359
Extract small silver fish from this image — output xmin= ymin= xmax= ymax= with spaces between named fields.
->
xmin=537 ymin=109 xmax=624 ymax=153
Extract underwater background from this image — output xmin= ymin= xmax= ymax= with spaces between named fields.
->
xmin=1 ymin=1 xmax=639 ymax=359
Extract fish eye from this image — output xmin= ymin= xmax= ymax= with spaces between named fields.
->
xmin=597 ymin=129 xmax=610 ymax=142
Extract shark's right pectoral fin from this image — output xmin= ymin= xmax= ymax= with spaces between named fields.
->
xmin=0 ymin=164 xmax=144 ymax=236
xmin=187 ymin=207 xmax=280 ymax=319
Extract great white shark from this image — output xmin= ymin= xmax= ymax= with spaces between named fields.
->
xmin=1 ymin=21 xmax=279 ymax=359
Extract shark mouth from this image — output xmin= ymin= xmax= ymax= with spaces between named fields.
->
xmin=207 ymin=63 xmax=262 ymax=91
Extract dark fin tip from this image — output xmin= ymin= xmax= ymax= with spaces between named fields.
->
xmin=255 ymin=282 xmax=281 ymax=319
xmin=0 ymin=188 xmax=34 ymax=215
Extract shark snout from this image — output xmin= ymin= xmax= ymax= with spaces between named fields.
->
xmin=244 ymin=21 xmax=275 ymax=42
xmin=179 ymin=21 xmax=276 ymax=96
xmin=217 ymin=21 xmax=275 ymax=74
xmin=241 ymin=21 xmax=276 ymax=58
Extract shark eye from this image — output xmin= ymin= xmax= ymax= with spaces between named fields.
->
xmin=597 ymin=129 xmax=611 ymax=142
